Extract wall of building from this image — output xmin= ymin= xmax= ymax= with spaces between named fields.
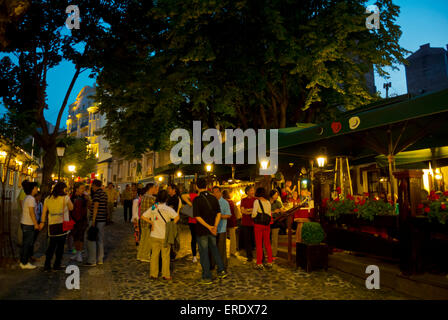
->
xmin=406 ymin=43 xmax=448 ymax=96
xmin=66 ymin=85 xmax=112 ymax=180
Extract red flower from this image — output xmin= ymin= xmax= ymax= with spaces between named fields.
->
xmin=417 ymin=203 xmax=424 ymax=209
xmin=354 ymin=208 xmax=359 ymax=213
xmin=334 ymin=197 xmax=340 ymax=202
xmin=360 ymin=199 xmax=366 ymax=206
xmin=424 ymin=207 xmax=430 ymax=213
xmin=441 ymin=204 xmax=446 ymax=210
xmin=363 ymin=192 xmax=369 ymax=197
xmin=444 ymin=191 xmax=448 ymax=197
xmin=331 ymin=207 xmax=335 ymax=211
xmin=435 ymin=194 xmax=440 ymax=200
xmin=336 ymin=187 xmax=342 ymax=194
xmin=347 ymin=194 xmax=354 ymax=200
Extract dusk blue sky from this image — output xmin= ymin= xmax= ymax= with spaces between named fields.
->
xmin=2 ymin=0 xmax=448 ymax=130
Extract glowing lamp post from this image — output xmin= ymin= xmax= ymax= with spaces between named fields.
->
xmin=0 ymin=151 xmax=7 ymax=165
xmin=68 ymin=165 xmax=76 ymax=187
xmin=260 ymin=160 xmax=269 ymax=170
xmin=317 ymin=156 xmax=327 ymax=168
xmin=205 ymin=164 xmax=213 ymax=187
xmin=56 ymin=141 xmax=66 ymax=180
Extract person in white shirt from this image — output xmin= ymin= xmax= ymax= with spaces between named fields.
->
xmin=131 ymin=188 xmax=145 ymax=247
xmin=19 ymin=181 xmax=40 ymax=269
xmin=251 ymin=187 xmax=274 ymax=270
xmin=141 ymin=189 xmax=179 ymax=280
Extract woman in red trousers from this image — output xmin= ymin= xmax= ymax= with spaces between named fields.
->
xmin=251 ymin=187 xmax=273 ymax=270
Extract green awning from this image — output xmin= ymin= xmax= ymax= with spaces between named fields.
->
xmin=376 ymin=146 xmax=448 ymax=168
xmin=275 ymin=88 xmax=448 ymax=161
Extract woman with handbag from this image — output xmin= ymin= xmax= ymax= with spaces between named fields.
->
xmin=251 ymin=187 xmax=273 ymax=270
xmin=69 ymin=182 xmax=89 ymax=263
xmin=41 ymin=182 xmax=74 ymax=272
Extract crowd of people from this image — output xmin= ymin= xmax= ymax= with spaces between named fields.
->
xmin=127 ymin=177 xmax=307 ymax=284
xmin=17 ymin=176 xmax=307 ymax=285
xmin=17 ymin=179 xmax=115 ymax=270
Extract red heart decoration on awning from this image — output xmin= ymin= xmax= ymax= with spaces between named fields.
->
xmin=331 ymin=122 xmax=342 ymax=134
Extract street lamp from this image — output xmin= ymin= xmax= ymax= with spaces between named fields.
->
xmin=176 ymin=170 xmax=183 ymax=178
xmin=56 ymin=141 xmax=66 ymax=180
xmin=0 ymin=150 xmax=7 ymax=165
xmin=317 ymin=147 xmax=327 ymax=168
xmin=68 ymin=165 xmax=76 ymax=173
xmin=68 ymin=165 xmax=76 ymax=187
xmin=260 ymin=160 xmax=269 ymax=170
xmin=205 ymin=164 xmax=213 ymax=187
xmin=317 ymin=156 xmax=327 ymax=168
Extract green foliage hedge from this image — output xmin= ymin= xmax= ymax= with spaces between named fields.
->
xmin=301 ymin=222 xmax=325 ymax=245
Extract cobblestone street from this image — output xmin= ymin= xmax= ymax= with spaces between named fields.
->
xmin=0 ymin=208 xmax=412 ymax=300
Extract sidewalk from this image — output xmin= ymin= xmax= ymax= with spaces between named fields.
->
xmin=0 ymin=208 xmax=411 ymax=300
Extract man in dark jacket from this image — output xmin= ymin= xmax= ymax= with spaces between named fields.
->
xmin=193 ymin=178 xmax=228 ymax=285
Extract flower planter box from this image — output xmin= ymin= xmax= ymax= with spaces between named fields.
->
xmin=427 ymin=222 xmax=448 ymax=235
xmin=374 ymin=215 xmax=398 ymax=229
xmin=325 ymin=227 xmax=400 ymax=260
xmin=296 ymin=242 xmax=328 ymax=272
xmin=326 ymin=214 xmax=398 ymax=229
xmin=337 ymin=214 xmax=355 ymax=226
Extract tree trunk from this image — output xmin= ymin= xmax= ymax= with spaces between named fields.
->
xmin=259 ymin=104 xmax=268 ymax=128
xmin=40 ymin=142 xmax=57 ymax=197
xmin=279 ymin=101 xmax=287 ymax=128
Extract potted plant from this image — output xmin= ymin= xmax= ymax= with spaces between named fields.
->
xmin=296 ymin=222 xmax=328 ymax=272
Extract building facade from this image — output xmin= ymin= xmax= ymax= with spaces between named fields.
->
xmin=66 ymin=85 xmax=174 ymax=189
xmin=0 ymin=137 xmax=38 ymax=205
xmin=66 ymin=85 xmax=112 ymax=184
xmin=406 ymin=43 xmax=448 ymax=96
xmin=110 ymin=150 xmax=174 ymax=191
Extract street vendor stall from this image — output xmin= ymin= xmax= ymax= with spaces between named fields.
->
xmin=271 ymin=88 xmax=448 ymax=274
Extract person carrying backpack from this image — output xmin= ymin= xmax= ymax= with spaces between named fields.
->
xmin=70 ymin=182 xmax=89 ymax=263
xmin=251 ymin=187 xmax=274 ymax=270
xmin=140 ymin=189 xmax=179 ymax=280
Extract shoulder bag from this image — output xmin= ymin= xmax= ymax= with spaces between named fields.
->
xmin=63 ymin=196 xmax=75 ymax=232
xmin=253 ymin=199 xmax=271 ymax=226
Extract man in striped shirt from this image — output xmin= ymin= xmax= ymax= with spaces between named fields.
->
xmin=85 ymin=180 xmax=108 ymax=266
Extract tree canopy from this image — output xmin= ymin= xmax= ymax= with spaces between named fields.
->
xmin=55 ymin=136 xmax=98 ymax=179
xmin=96 ymin=0 xmax=409 ymax=159
xmin=0 ymin=0 xmax=114 ymax=194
